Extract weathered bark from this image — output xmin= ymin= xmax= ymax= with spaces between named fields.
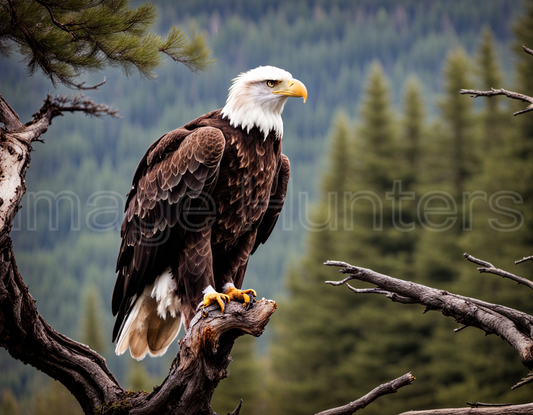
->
xmin=0 ymin=92 xmax=276 ymax=415
xmin=126 ymin=300 xmax=276 ymax=415
xmin=324 ymin=259 xmax=533 ymax=414
xmin=0 ymin=241 xmax=124 ymax=412
xmin=325 ymin=259 xmax=533 ymax=372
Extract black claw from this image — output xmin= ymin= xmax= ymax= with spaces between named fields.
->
xmin=244 ymin=295 xmax=256 ymax=310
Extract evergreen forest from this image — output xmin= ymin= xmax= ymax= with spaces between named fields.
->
xmin=1 ymin=0 xmax=533 ymax=414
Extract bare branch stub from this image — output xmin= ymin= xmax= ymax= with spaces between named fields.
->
xmin=229 ymin=399 xmax=243 ymax=415
xmin=516 ymin=254 xmax=533 ymax=265
xmin=522 ymin=44 xmax=533 ymax=58
xmin=315 ymin=373 xmax=415 ymax=415
xmin=463 ymin=253 xmax=494 ymax=268
xmin=464 ymin=253 xmax=533 ymax=291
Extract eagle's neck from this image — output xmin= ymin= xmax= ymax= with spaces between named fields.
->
xmin=221 ymin=89 xmax=288 ymax=140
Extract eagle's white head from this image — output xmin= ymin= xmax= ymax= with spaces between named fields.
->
xmin=221 ymin=66 xmax=307 ymax=139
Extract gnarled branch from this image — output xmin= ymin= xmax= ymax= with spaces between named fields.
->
xmin=324 ymin=259 xmax=533 ymax=379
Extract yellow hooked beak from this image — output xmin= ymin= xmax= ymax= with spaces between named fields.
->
xmin=272 ymin=78 xmax=308 ymax=103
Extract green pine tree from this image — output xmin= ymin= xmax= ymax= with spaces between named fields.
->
xmin=30 ymin=381 xmax=83 ymax=415
xmin=399 ymin=75 xmax=426 ymax=259
xmin=402 ymin=75 xmax=425 ymax=186
xmin=79 ymin=285 xmax=106 ymax=354
xmin=126 ymin=361 xmax=153 ymax=392
xmin=210 ymin=336 xmax=263 ymax=415
xmin=511 ymin=0 xmax=533 ymax=243
xmin=0 ymin=389 xmax=20 ymax=415
xmin=437 ymin=47 xmax=477 ymax=200
xmin=513 ymin=0 xmax=533 ymax=142
xmin=443 ymin=27 xmax=533 ymax=407
xmin=412 ymin=47 xmax=476 ymax=292
xmin=268 ymin=62 xmax=426 ymax=415
xmin=476 ymin=26 xmax=507 ymax=150
xmin=267 ymin=112 xmax=361 ymax=415
xmin=344 ymin=61 xmax=415 ymax=271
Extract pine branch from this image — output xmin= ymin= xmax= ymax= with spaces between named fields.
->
xmin=34 ymin=0 xmax=80 ymax=40
xmin=71 ymin=77 xmax=108 ymax=91
xmin=4 ymin=1 xmax=212 ymax=88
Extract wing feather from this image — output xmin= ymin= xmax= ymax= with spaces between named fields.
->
xmin=112 ymin=125 xmax=225 ymax=342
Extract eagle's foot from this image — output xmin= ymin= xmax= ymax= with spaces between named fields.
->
xmin=225 ymin=286 xmax=257 ymax=307
xmin=201 ymin=292 xmax=230 ymax=313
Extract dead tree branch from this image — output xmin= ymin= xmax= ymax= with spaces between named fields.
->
xmin=459 ymin=87 xmax=533 ymax=116
xmin=324 ymin=257 xmax=533 ymax=414
xmin=522 ymin=44 xmax=533 ymax=58
xmin=516 ymin=255 xmax=533 ymax=265
xmin=464 ymin=253 xmax=533 ymax=291
xmin=324 ymin=259 xmax=533 ymax=382
xmin=315 ymin=373 xmax=415 ymax=415
xmin=398 ymin=402 xmax=533 ymax=415
xmin=459 ymin=45 xmax=533 ymax=116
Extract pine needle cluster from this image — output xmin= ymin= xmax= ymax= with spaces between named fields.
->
xmin=0 ymin=0 xmax=213 ymax=87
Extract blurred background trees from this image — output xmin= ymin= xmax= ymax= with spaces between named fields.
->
xmin=1 ymin=0 xmax=532 ymax=414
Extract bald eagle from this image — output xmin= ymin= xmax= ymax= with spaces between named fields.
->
xmin=112 ymin=66 xmax=307 ymax=360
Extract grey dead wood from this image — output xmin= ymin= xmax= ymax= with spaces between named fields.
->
xmin=324 ymin=257 xmax=533 ymax=415
xmin=398 ymin=402 xmax=533 ymax=415
xmin=460 ymin=45 xmax=533 ymax=116
xmin=314 ymin=373 xmax=415 ymax=415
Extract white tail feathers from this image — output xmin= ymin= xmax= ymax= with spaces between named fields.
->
xmin=115 ymin=269 xmax=182 ymax=360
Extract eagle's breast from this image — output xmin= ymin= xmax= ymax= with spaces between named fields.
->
xmin=212 ymin=127 xmax=280 ymax=247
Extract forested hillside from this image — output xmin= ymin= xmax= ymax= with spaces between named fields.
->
xmin=0 ymin=1 xmax=526 ymax=414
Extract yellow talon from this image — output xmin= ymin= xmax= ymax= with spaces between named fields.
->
xmin=202 ymin=292 xmax=230 ymax=313
xmin=225 ymin=286 xmax=257 ymax=306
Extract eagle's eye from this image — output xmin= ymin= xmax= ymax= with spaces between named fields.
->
xmin=266 ymin=80 xmax=276 ymax=88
